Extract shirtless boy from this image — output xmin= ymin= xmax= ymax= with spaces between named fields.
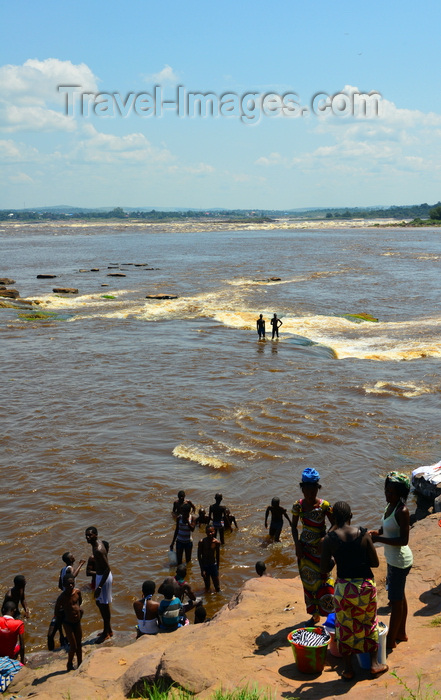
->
xmin=270 ymin=313 xmax=283 ymax=339
xmin=198 ymin=526 xmax=221 ymax=592
xmin=264 ymin=497 xmax=292 ymax=542
xmin=172 ymin=491 xmax=196 ymax=517
xmin=85 ymin=527 xmax=113 ymax=643
xmin=208 ymin=493 xmax=227 ymax=544
xmin=54 ymin=575 xmax=83 ymax=671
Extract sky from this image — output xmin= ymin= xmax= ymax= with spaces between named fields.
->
xmin=1 ymin=0 xmax=441 ymax=210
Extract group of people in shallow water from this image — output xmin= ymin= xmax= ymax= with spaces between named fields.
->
xmin=0 ymin=494 xmax=238 ymax=673
xmin=1 ymin=472 xmax=413 ymax=681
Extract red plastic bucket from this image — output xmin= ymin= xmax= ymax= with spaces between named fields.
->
xmin=287 ymin=627 xmax=330 ymax=674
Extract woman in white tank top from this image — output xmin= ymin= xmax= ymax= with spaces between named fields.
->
xmin=369 ymin=471 xmax=413 ymax=651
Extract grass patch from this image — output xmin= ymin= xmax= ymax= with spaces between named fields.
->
xmin=428 ymin=616 xmax=441 ymax=627
xmin=342 ymin=312 xmax=379 ymax=323
xmin=101 ymin=294 xmax=116 ymax=299
xmin=129 ymin=680 xmax=192 ymax=700
xmin=130 ymin=682 xmax=276 ymax=700
xmin=391 ymin=671 xmax=441 ymax=699
xmin=18 ymin=310 xmax=62 ymax=321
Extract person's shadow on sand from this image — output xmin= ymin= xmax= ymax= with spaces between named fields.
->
xmin=413 ymin=587 xmax=441 ymax=617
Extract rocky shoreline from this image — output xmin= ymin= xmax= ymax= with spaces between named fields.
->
xmin=7 ymin=514 xmax=441 ymax=700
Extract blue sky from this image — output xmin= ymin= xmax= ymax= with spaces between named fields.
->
xmin=1 ymin=0 xmax=441 ymax=209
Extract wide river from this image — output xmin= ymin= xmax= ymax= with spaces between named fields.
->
xmin=1 ymin=220 xmax=440 ymax=650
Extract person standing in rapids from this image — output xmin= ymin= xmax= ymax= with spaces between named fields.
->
xmin=291 ymin=467 xmax=334 ymax=624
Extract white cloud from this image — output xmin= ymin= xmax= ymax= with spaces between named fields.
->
xmin=71 ymin=124 xmax=174 ymax=164
xmin=255 ymin=88 xmax=441 ymax=178
xmin=9 ymin=172 xmax=34 ymax=184
xmin=168 ymin=162 xmax=215 ymax=175
xmin=144 ymin=64 xmax=179 ymax=84
xmin=0 ymin=139 xmax=40 ymax=162
xmin=0 ymin=58 xmax=98 ymax=103
xmin=0 ymin=58 xmax=99 ymax=133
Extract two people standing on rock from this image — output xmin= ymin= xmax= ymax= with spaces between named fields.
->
xmin=256 ymin=313 xmax=283 ymax=340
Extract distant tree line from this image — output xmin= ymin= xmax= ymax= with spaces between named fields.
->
xmin=0 ymin=207 xmax=272 ymax=222
xmin=323 ymin=202 xmax=441 ymax=220
xmin=1 ymin=202 xmax=441 ymax=222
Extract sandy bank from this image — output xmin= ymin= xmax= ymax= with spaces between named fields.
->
xmin=8 ymin=514 xmax=441 ymax=700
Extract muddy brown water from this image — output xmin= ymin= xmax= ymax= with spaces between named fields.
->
xmin=1 ymin=221 xmax=440 ymax=650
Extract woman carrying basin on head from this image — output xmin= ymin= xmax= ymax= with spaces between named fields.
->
xmin=291 ymin=468 xmax=334 ymax=624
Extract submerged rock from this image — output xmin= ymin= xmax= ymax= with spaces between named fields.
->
xmin=53 ymin=287 xmax=78 ymax=294
xmin=37 ymin=274 xmax=57 ymax=279
xmin=145 ymin=294 xmax=178 ymax=299
xmin=0 ymin=288 xmax=19 ymax=298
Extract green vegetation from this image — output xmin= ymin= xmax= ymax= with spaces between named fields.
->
xmin=0 ymin=207 xmax=274 ymax=223
xmin=391 ymin=671 xmax=441 ymax=700
xmin=341 ymin=313 xmax=379 ymax=323
xmin=18 ymin=310 xmax=64 ymax=321
xmin=429 ymin=205 xmax=441 ymax=220
xmin=2 ymin=201 xmax=441 ymax=223
xmin=428 ymin=616 xmax=441 ymax=627
xmin=129 ymin=682 xmax=276 ymax=700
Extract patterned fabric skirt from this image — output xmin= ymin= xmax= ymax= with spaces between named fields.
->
xmin=299 ymin=545 xmax=335 ymax=616
xmin=334 ymin=577 xmax=379 ymax=655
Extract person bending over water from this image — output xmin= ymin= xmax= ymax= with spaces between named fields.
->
xmin=369 ymin=471 xmax=413 ymax=651
xmin=321 ymin=501 xmax=388 ymax=680
xmin=291 ymin=468 xmax=334 ymax=624
xmin=85 ymin=527 xmax=113 ymax=643
xmin=2 ymin=575 xmax=29 ymax=619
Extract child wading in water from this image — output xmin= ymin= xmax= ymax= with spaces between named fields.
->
xmin=369 ymin=471 xmax=413 ymax=651
xmin=265 ymin=497 xmax=291 ymax=542
xmin=291 ymin=468 xmax=334 ymax=624
xmin=54 ymin=575 xmax=83 ymax=671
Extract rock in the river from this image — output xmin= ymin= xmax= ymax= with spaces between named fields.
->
xmin=0 ymin=278 xmax=15 ymax=285
xmin=107 ymin=273 xmax=126 ymax=277
xmin=0 ymin=288 xmax=19 ymax=298
xmin=53 ymin=287 xmax=78 ymax=294
xmin=37 ymin=274 xmax=57 ymax=279
xmin=145 ymin=294 xmax=178 ymax=299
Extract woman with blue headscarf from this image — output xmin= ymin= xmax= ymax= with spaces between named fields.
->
xmin=291 ymin=468 xmax=335 ymax=623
